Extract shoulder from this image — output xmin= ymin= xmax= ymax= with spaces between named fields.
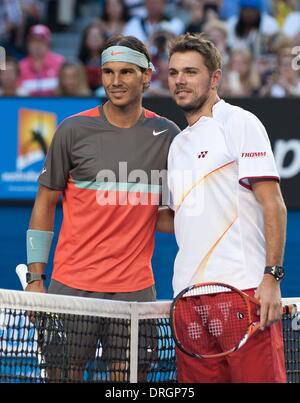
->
xmin=47 ymin=51 xmax=65 ymax=66
xmin=220 ymin=102 xmax=261 ymax=128
xmin=69 ymin=106 xmax=100 ymax=119
xmin=56 ymin=106 xmax=100 ymax=134
xmin=168 ymin=126 xmax=187 ymax=153
xmin=284 ymin=11 xmax=300 ymax=25
xmin=222 ymin=103 xmax=268 ymax=147
xmin=123 ymin=16 xmax=143 ymax=30
xmin=261 ymin=14 xmax=280 ymax=35
xmin=143 ymin=109 xmax=181 ymax=137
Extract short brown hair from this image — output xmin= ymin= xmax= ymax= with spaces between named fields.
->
xmin=168 ymin=33 xmax=222 ymax=75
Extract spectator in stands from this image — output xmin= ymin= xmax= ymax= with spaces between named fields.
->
xmin=146 ymin=54 xmax=170 ymax=97
xmin=184 ymin=0 xmax=221 ymax=33
xmin=16 ymin=0 xmax=46 ymax=54
xmin=172 ymin=0 xmax=195 ymax=27
xmin=99 ymin=0 xmax=130 ymax=38
xmin=260 ymin=47 xmax=300 ymax=97
xmin=255 ymin=54 xmax=274 ymax=86
xmin=220 ymin=0 xmax=272 ymax=20
xmin=226 ymin=0 xmax=280 ymax=58
xmin=282 ymin=5 xmax=300 ymax=42
xmin=123 ymin=0 xmax=184 ymax=45
xmin=0 ymin=56 xmax=24 ymax=96
xmin=18 ymin=24 xmax=65 ymax=96
xmin=202 ymin=0 xmax=223 ymax=21
xmin=149 ymin=30 xmax=174 ymax=64
xmin=274 ymin=0 xmax=295 ymax=27
xmin=46 ymin=0 xmax=77 ymax=31
xmin=122 ymin=0 xmax=148 ymax=18
xmin=220 ymin=48 xmax=260 ymax=96
xmin=78 ymin=23 xmax=106 ymax=91
xmin=55 ymin=62 xmax=92 ymax=96
xmin=184 ymin=0 xmax=205 ymax=33
xmin=266 ymin=31 xmax=293 ymax=55
xmin=203 ymin=19 xmax=230 ymax=67
xmin=0 ymin=0 xmax=23 ymax=58
xmin=122 ymin=0 xmax=181 ymax=18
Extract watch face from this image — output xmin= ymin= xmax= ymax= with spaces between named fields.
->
xmin=276 ymin=267 xmax=284 ymax=278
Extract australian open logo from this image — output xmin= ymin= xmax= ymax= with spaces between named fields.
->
xmin=1 ymin=109 xmax=56 ymax=192
xmin=16 ymin=109 xmax=56 ymax=171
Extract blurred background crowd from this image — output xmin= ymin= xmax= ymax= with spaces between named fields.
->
xmin=0 ymin=0 xmax=300 ymax=98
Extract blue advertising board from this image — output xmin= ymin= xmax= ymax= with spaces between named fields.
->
xmin=0 ymin=98 xmax=100 ymax=200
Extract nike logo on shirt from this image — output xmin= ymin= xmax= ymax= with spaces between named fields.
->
xmin=153 ymin=129 xmax=168 ymax=136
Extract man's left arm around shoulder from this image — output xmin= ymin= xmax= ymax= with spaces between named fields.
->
xmin=250 ymin=178 xmax=287 ymax=330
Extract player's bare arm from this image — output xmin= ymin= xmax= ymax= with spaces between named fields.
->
xmin=26 ymin=185 xmax=61 ymax=293
xmin=251 ymin=178 xmax=287 ymax=329
xmin=156 ymin=207 xmax=174 ymax=233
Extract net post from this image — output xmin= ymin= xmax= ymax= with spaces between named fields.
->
xmin=129 ymin=302 xmax=139 ymax=383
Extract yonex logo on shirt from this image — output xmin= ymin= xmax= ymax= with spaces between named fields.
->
xmin=241 ymin=152 xmax=267 ymax=158
xmin=198 ymin=151 xmax=208 ymax=158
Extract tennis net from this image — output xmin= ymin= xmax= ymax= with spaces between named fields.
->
xmin=0 ymin=289 xmax=299 ymax=383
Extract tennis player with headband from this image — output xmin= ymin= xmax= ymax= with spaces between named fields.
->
xmin=158 ymin=33 xmax=287 ymax=383
xmin=25 ymin=35 xmax=180 ymax=382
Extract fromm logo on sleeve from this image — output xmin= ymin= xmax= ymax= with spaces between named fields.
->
xmin=241 ymin=152 xmax=267 ymax=158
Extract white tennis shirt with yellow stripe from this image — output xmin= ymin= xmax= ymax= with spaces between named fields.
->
xmin=168 ymin=100 xmax=280 ymax=297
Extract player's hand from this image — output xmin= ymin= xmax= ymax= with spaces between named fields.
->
xmin=25 ymin=280 xmax=47 ymax=293
xmin=254 ymin=275 xmax=282 ymax=330
xmin=25 ymin=281 xmax=47 ymax=323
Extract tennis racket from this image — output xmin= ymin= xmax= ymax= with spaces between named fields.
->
xmin=170 ymin=282 xmax=297 ymax=359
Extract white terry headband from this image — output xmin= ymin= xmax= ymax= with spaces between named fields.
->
xmin=101 ymin=45 xmax=156 ymax=71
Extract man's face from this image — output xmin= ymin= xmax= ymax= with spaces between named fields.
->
xmin=61 ymin=66 xmax=79 ymax=95
xmin=145 ymin=0 xmax=165 ymax=19
xmin=168 ymin=51 xmax=212 ymax=113
xmin=101 ymin=61 xmax=151 ymax=107
xmin=28 ymin=38 xmax=49 ymax=59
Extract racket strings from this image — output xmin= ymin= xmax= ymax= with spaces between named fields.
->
xmin=174 ymin=286 xmax=252 ymax=356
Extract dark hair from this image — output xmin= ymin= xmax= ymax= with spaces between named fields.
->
xmin=102 ymin=35 xmax=151 ymax=72
xmin=78 ymin=23 xmax=106 ymax=64
xmin=168 ymin=32 xmax=222 ymax=74
xmin=101 ymin=0 xmax=129 ymax=23
xmin=236 ymin=9 xmax=261 ymax=38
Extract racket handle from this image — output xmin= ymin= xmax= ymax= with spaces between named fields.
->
xmin=283 ymin=304 xmax=298 ymax=315
xmin=16 ymin=264 xmax=28 ymax=290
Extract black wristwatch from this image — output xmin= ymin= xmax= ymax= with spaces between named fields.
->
xmin=264 ymin=266 xmax=285 ymax=281
xmin=26 ymin=272 xmax=46 ymax=284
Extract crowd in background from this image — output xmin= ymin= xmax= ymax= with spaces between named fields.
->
xmin=0 ymin=0 xmax=300 ymax=98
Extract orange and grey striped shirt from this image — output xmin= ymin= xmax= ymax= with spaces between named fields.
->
xmin=39 ymin=105 xmax=180 ymax=292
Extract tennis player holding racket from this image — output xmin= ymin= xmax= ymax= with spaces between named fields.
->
xmin=160 ymin=33 xmax=287 ymax=382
